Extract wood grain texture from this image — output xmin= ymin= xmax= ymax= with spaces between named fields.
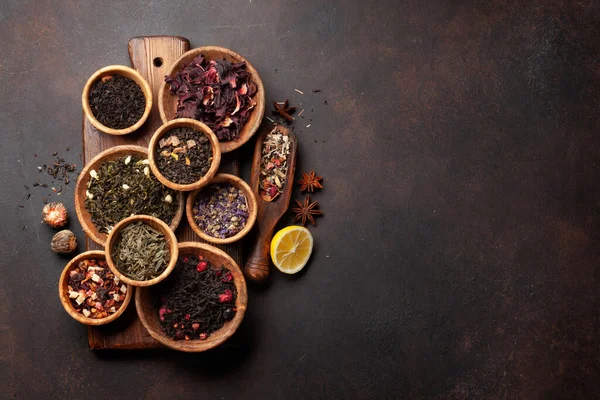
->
xmin=244 ymin=125 xmax=297 ymax=283
xmin=85 ymin=36 xmax=242 ymax=349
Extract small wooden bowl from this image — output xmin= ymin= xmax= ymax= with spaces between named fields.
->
xmin=186 ymin=173 xmax=258 ymax=244
xmin=158 ymin=46 xmax=266 ymax=153
xmin=75 ymin=145 xmax=184 ymax=246
xmin=82 ymin=65 xmax=152 ymax=135
xmin=105 ymin=215 xmax=179 ymax=287
xmin=58 ymin=250 xmax=133 ymax=326
xmin=136 ymin=241 xmax=248 ymax=352
xmin=148 ymin=118 xmax=221 ymax=192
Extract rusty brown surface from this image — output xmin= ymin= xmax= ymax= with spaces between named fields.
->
xmin=1 ymin=0 xmax=600 ymax=398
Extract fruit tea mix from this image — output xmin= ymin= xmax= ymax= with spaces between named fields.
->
xmin=155 ymin=127 xmax=213 ymax=184
xmin=111 ymin=221 xmax=170 ymax=281
xmin=84 ymin=155 xmax=178 ymax=233
xmin=158 ymin=255 xmax=237 ymax=341
xmin=89 ymin=75 xmax=145 ymax=129
xmin=259 ymin=126 xmax=291 ymax=201
xmin=165 ymin=54 xmax=258 ymax=141
xmin=67 ymin=258 xmax=127 ymax=319
xmin=193 ymin=183 xmax=249 ymax=238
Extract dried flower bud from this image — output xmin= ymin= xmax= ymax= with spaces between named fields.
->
xmin=143 ymin=166 xmax=150 ymax=177
xmin=124 ymin=155 xmax=131 ymax=165
xmin=122 ymin=184 xmax=130 ymax=190
xmin=90 ymin=170 xmax=98 ymax=179
xmin=51 ymin=230 xmax=77 ymax=254
xmin=42 ymin=202 xmax=69 ymax=228
xmin=164 ymin=194 xmax=173 ymax=203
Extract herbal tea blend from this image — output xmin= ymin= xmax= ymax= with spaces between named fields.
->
xmin=89 ymin=75 xmax=145 ymax=129
xmin=67 ymin=258 xmax=126 ymax=319
xmin=193 ymin=183 xmax=249 ymax=238
xmin=259 ymin=127 xmax=291 ymax=201
xmin=111 ymin=221 xmax=170 ymax=281
xmin=84 ymin=155 xmax=178 ymax=234
xmin=158 ymin=256 xmax=237 ymax=341
xmin=155 ymin=127 xmax=213 ymax=184
xmin=165 ymin=54 xmax=257 ymax=141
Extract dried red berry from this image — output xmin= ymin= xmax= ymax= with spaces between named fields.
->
xmin=196 ymin=261 xmax=208 ymax=272
xmin=222 ymin=272 xmax=233 ymax=282
xmin=184 ymin=314 xmax=190 ymax=321
xmin=192 ymin=323 xmax=200 ymax=330
xmin=199 ymin=333 xmax=208 ymax=340
xmin=219 ymin=289 xmax=233 ymax=303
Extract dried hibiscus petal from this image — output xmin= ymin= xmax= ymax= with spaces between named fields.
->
xmin=165 ymin=54 xmax=257 ymax=141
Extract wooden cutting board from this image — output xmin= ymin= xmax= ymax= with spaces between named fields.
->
xmin=84 ymin=36 xmax=243 ymax=349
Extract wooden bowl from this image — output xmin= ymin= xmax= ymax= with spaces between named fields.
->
xmin=74 ymin=145 xmax=184 ymax=246
xmin=105 ymin=215 xmax=179 ymax=287
xmin=58 ymin=250 xmax=133 ymax=326
xmin=148 ymin=118 xmax=221 ymax=192
xmin=136 ymin=241 xmax=248 ymax=352
xmin=158 ymin=46 xmax=266 ymax=153
xmin=82 ymin=65 xmax=152 ymax=135
xmin=186 ymin=173 xmax=258 ymax=245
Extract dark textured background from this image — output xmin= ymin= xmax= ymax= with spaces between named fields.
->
xmin=1 ymin=0 xmax=600 ymax=398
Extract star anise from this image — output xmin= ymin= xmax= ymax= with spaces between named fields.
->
xmin=297 ymin=171 xmax=323 ymax=192
xmin=272 ymin=99 xmax=296 ymax=123
xmin=292 ymin=196 xmax=323 ymax=226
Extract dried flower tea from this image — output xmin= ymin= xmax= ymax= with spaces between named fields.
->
xmin=158 ymin=256 xmax=237 ymax=341
xmin=165 ymin=54 xmax=257 ymax=141
xmin=51 ymin=229 xmax=77 ymax=254
xmin=84 ymin=155 xmax=178 ymax=234
xmin=42 ymin=202 xmax=68 ymax=228
xmin=89 ymin=75 xmax=146 ymax=129
xmin=155 ymin=127 xmax=213 ymax=184
xmin=111 ymin=221 xmax=170 ymax=281
xmin=193 ymin=183 xmax=249 ymax=238
xmin=259 ymin=127 xmax=291 ymax=201
xmin=67 ymin=258 xmax=126 ymax=319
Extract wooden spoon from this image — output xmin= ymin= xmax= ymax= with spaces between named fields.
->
xmin=244 ymin=124 xmax=297 ymax=283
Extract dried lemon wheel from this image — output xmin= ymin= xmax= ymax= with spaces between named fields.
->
xmin=270 ymin=226 xmax=313 ymax=274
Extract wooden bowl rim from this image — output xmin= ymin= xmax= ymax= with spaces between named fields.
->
xmin=82 ymin=65 xmax=153 ymax=135
xmin=74 ymin=145 xmax=185 ymax=246
xmin=58 ymin=250 xmax=133 ymax=326
xmin=135 ymin=241 xmax=248 ymax=352
xmin=157 ymin=46 xmax=266 ymax=153
xmin=148 ymin=118 xmax=222 ymax=192
xmin=186 ymin=173 xmax=258 ymax=244
xmin=105 ymin=215 xmax=179 ymax=287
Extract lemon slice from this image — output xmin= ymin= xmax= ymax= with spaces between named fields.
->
xmin=270 ymin=226 xmax=313 ymax=274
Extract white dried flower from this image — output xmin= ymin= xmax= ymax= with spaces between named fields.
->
xmin=90 ymin=170 xmax=98 ymax=179
xmin=86 ymin=190 xmax=94 ymax=200
xmin=143 ymin=166 xmax=149 ymax=177
xmin=122 ymin=184 xmax=130 ymax=190
xmin=164 ymin=194 xmax=173 ymax=204
xmin=124 ymin=155 xmax=132 ymax=165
